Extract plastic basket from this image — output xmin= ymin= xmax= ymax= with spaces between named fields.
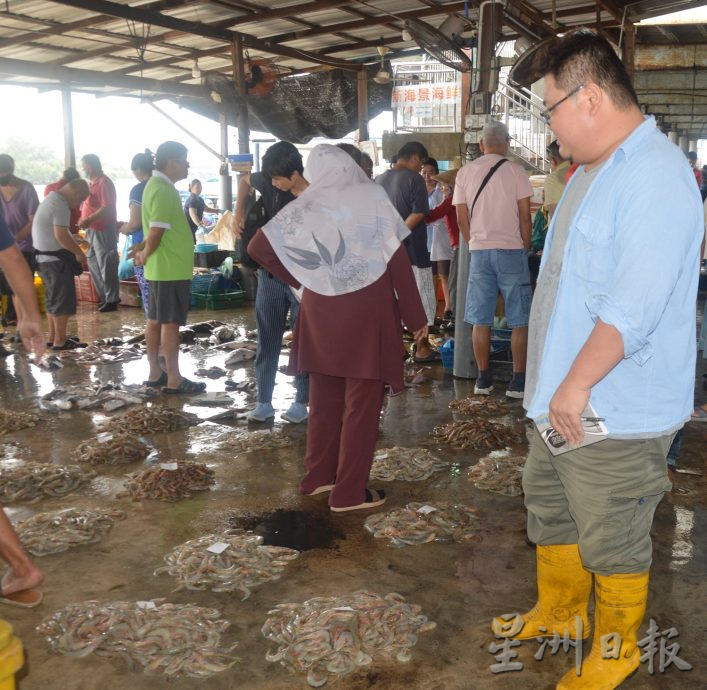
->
xmin=191 ymin=289 xmax=246 ymax=310
xmin=190 ymin=273 xmax=220 ymax=307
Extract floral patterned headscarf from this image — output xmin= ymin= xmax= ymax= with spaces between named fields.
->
xmin=262 ymin=144 xmax=410 ymax=296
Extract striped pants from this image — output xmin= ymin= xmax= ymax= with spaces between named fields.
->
xmin=255 ymin=270 xmax=309 ymax=404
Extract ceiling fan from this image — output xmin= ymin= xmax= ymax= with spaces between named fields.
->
xmin=373 ymin=46 xmax=391 ymax=85
xmin=403 ymin=13 xmax=475 ymax=72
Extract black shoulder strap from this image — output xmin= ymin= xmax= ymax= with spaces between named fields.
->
xmin=470 ymin=158 xmax=508 ymax=219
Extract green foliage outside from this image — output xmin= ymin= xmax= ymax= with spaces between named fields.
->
xmin=0 ymin=137 xmax=63 ymax=184
xmin=0 ymin=137 xmax=131 ymax=184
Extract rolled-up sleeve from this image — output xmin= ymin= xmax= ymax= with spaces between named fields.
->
xmin=585 ymin=169 xmax=703 ymax=365
xmin=586 ymin=293 xmax=652 ymax=364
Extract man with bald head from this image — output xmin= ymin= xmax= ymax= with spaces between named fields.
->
xmin=32 ymin=178 xmax=89 ymax=349
xmin=453 ymin=119 xmax=533 ymax=398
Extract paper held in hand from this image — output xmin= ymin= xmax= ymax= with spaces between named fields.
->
xmin=536 ymin=404 xmax=608 ymax=456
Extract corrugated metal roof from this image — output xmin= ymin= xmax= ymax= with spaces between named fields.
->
xmin=0 ymin=0 xmax=706 ymax=134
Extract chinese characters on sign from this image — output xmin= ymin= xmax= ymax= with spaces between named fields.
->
xmin=489 ymin=614 xmax=692 ymax=676
xmin=391 ymin=82 xmax=461 ymax=129
xmin=391 ymin=83 xmax=461 ymax=107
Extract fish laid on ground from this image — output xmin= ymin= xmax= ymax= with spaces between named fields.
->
xmin=119 ymin=461 xmax=214 ymax=502
xmin=189 ymin=320 xmax=226 ymax=334
xmin=194 ymin=366 xmax=228 ymax=379
xmin=155 ymin=531 xmax=299 ymax=600
xmin=0 ymin=409 xmax=38 ymax=436
xmin=42 ymin=383 xmax=157 ymax=413
xmin=262 ymin=590 xmax=436 ymax=687
xmin=468 ymin=452 xmax=525 ymax=497
xmin=0 ymin=464 xmax=95 ymax=503
xmin=369 ymin=447 xmax=448 ymax=482
xmin=209 ymin=325 xmax=236 ymax=345
xmin=212 ymin=339 xmax=257 ymax=351
xmin=364 ymin=502 xmax=481 ymax=548
xmin=37 ymin=599 xmax=238 ymax=678
xmin=17 ymin=507 xmax=126 ymax=556
xmin=448 ymin=397 xmax=511 ymax=417
xmin=99 ymin=405 xmax=199 ymax=435
xmin=431 ymin=418 xmax=524 ymax=450
xmin=74 ymin=433 xmax=149 ymax=466
xmin=224 ymin=348 xmax=256 ymax=367
xmin=58 ymin=343 xmax=144 ymax=365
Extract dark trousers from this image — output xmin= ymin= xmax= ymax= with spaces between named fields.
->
xmin=254 ymin=270 xmax=308 ymax=404
xmin=300 ymin=372 xmax=385 ymax=508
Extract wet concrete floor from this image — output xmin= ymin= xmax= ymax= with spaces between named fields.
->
xmin=0 ymin=301 xmax=705 ymax=690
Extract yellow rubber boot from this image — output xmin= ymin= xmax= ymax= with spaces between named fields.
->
xmin=491 ymin=544 xmax=592 ymax=641
xmin=556 ymin=572 xmax=649 ymax=690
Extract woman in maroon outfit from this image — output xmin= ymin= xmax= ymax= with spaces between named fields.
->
xmin=249 ymin=144 xmax=427 ymax=512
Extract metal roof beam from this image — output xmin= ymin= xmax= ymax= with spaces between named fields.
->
xmin=263 ymin=2 xmax=468 ymax=44
xmin=0 ymin=56 xmax=208 ymax=98
xmin=0 ymin=0 xmax=191 ymax=49
xmin=595 ymin=0 xmax=625 ymax=25
xmin=222 ymin=0 xmax=354 ymax=27
xmin=48 ymin=0 xmax=360 ymax=69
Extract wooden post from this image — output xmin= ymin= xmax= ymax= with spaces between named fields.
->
xmin=623 ymin=22 xmax=636 ymax=84
xmin=357 ymin=70 xmax=369 ymax=142
xmin=231 ymin=37 xmax=250 ymax=155
xmin=61 ymin=85 xmax=76 ymax=168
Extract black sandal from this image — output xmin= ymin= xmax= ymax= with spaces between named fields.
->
xmin=162 ymin=377 xmax=207 ymax=395
xmin=143 ymin=371 xmax=168 ymax=388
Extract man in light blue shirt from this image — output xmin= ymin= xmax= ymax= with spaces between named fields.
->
xmin=492 ymin=30 xmax=703 ymax=690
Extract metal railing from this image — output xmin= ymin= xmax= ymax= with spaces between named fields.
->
xmin=494 ymin=80 xmax=552 ymax=173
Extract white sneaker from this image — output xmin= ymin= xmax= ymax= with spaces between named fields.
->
xmin=281 ymin=402 xmax=308 ymax=424
xmin=474 ymin=382 xmax=493 ymax=395
xmin=247 ymin=402 xmax=275 ymax=422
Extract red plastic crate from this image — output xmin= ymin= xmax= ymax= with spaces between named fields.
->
xmin=119 ymin=280 xmax=142 ymax=308
xmin=74 ymin=273 xmax=100 ymax=303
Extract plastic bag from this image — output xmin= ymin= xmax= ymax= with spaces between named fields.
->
xmin=118 ymin=234 xmax=135 ymax=280
xmin=204 ymin=210 xmax=237 ymax=251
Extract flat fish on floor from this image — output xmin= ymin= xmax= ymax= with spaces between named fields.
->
xmin=225 ymin=349 xmax=256 ymax=367
xmin=195 ymin=366 xmax=228 ymax=379
xmin=190 ymin=320 xmax=226 ymax=334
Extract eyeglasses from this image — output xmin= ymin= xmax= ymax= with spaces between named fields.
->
xmin=540 ymin=85 xmax=584 ymax=125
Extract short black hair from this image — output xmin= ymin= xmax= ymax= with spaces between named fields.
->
xmin=336 ymin=143 xmax=362 ymax=166
xmin=546 ymin=140 xmax=563 ymax=160
xmin=687 ymin=151 xmax=698 ymax=162
xmin=131 ymin=150 xmax=154 ymax=174
xmin=397 ymin=141 xmax=428 ymax=161
xmin=535 ymin=29 xmax=638 ymax=110
xmin=421 ymin=157 xmax=439 ymax=174
xmin=62 ymin=167 xmax=80 ymax=182
xmin=390 ymin=154 xmax=398 ymax=166
xmin=81 ymin=153 xmax=102 ymax=172
xmin=154 ymin=141 xmax=187 ymax=170
xmin=262 ymin=141 xmax=303 ymax=178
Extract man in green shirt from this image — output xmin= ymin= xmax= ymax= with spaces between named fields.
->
xmin=131 ymin=141 xmax=205 ymax=394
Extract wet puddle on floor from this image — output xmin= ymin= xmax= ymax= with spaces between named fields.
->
xmin=229 ymin=509 xmax=345 ymax=551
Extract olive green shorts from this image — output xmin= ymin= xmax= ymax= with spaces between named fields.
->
xmin=523 ymin=427 xmax=673 ymax=575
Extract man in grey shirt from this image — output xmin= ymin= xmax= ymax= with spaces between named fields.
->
xmin=32 ymin=179 xmax=89 ymax=350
